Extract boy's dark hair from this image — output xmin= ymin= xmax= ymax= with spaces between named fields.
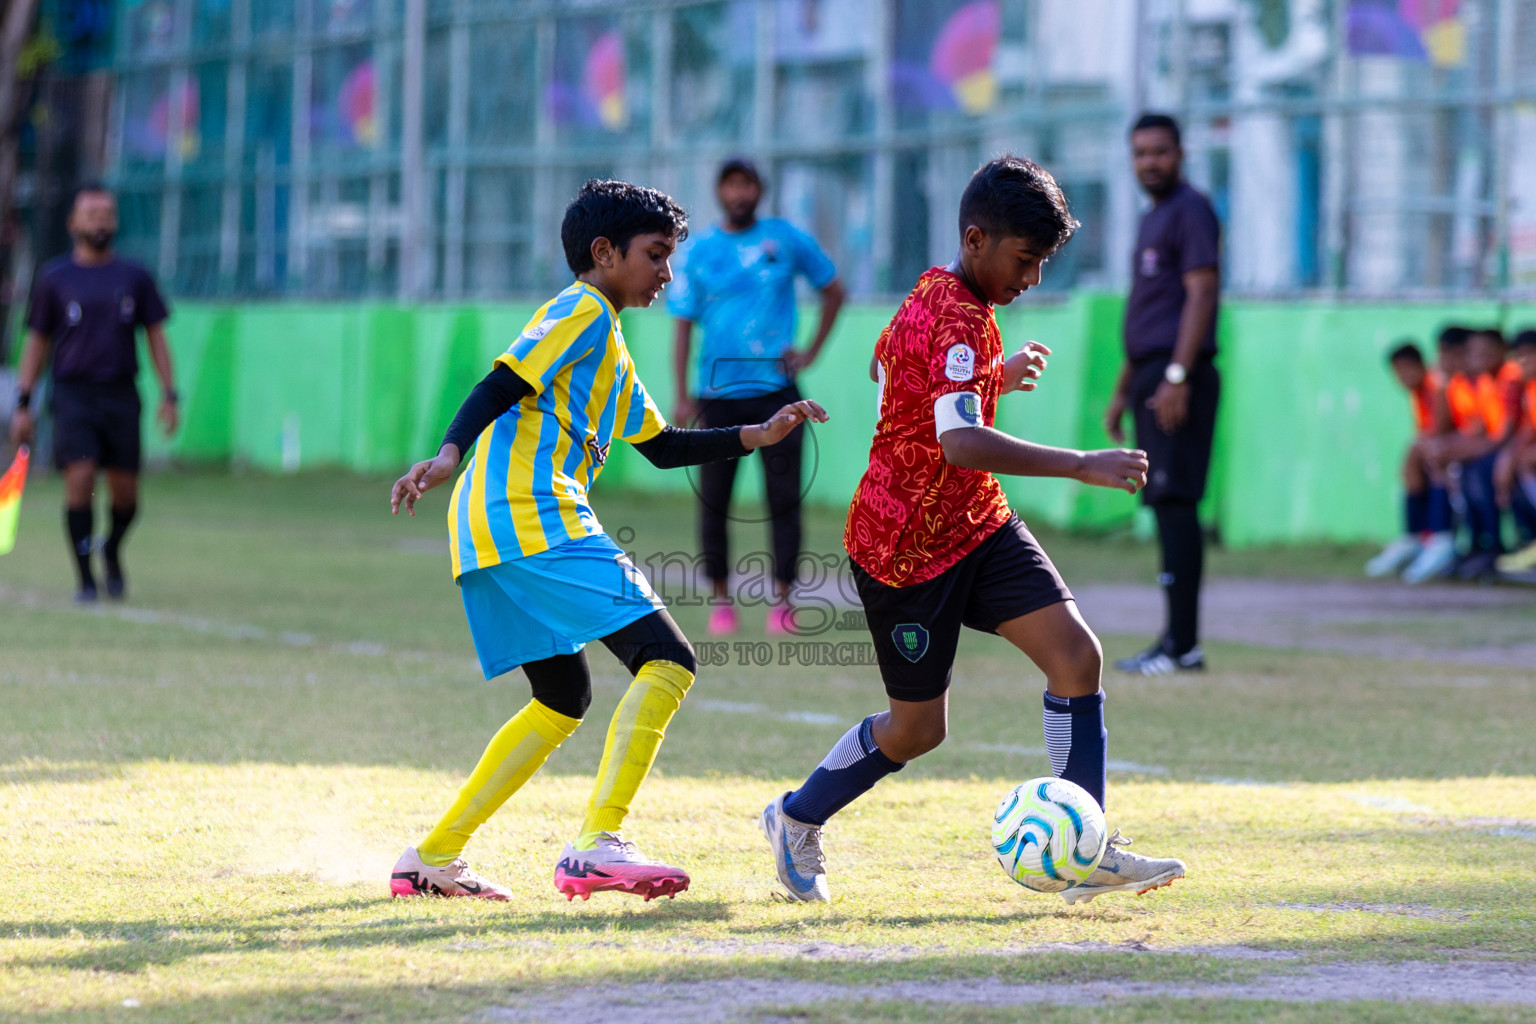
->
xmin=1469 ymin=327 xmax=1506 ymax=349
xmin=1512 ymin=329 xmax=1536 ymax=351
xmin=958 ymin=155 xmax=1079 ymax=255
xmin=1388 ymin=341 xmax=1424 ymax=365
xmin=1437 ymin=325 xmax=1471 ymax=349
xmin=561 ymin=179 xmax=689 ymax=274
xmin=1131 ymin=112 xmax=1182 ymax=147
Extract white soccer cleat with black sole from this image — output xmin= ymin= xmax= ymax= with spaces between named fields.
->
xmin=389 ymin=846 xmax=512 ymax=900
xmin=1060 ymin=829 xmax=1185 ymax=905
xmin=761 ymin=792 xmax=830 ymax=902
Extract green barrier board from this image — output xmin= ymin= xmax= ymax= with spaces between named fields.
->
xmin=117 ymin=296 xmax=1535 ymax=547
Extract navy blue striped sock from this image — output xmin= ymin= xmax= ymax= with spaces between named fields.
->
xmin=782 ymin=715 xmax=903 ymax=825
xmin=1042 ymin=690 xmax=1107 ymax=812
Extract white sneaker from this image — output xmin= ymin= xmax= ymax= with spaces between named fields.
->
xmin=1059 ymin=829 xmax=1185 ymax=905
xmin=760 ymin=792 xmax=830 ymax=902
xmin=1365 ymin=534 xmax=1423 ymax=577
xmin=1115 ymin=644 xmax=1205 ymax=676
xmin=553 ymin=833 xmax=690 ymax=901
xmin=389 ymin=846 xmax=512 ymax=900
xmin=1401 ymin=532 xmax=1457 ymax=584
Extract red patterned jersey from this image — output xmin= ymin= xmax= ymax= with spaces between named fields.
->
xmin=845 ymin=268 xmax=1013 ymax=587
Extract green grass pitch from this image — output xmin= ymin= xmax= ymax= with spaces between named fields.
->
xmin=1 ymin=473 xmax=1533 ymax=1022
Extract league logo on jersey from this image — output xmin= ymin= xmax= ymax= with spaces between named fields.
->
xmin=1140 ymin=247 xmax=1161 ymax=277
xmin=945 ymin=343 xmax=975 ymax=382
xmin=120 ymin=296 xmax=136 ymax=322
xmin=66 ymin=301 xmax=82 ymax=325
xmin=523 ymin=318 xmax=560 ymax=341
xmin=892 ymin=622 xmax=929 ymax=663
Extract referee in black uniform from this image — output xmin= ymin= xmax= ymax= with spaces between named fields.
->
xmin=9 ymin=185 xmax=178 ymax=601
xmin=1104 ymin=114 xmax=1221 ymax=676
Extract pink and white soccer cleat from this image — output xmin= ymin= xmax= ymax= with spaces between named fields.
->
xmin=389 ymin=846 xmax=512 ymax=901
xmin=553 ymin=833 xmax=690 ymax=902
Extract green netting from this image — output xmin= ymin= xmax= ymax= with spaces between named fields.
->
xmin=127 ymin=296 xmax=1535 ymax=547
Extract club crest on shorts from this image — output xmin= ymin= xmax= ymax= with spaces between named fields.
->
xmin=892 ymin=622 xmax=929 ymax=663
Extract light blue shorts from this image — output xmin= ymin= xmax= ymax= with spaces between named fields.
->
xmin=459 ymin=533 xmax=665 ymax=679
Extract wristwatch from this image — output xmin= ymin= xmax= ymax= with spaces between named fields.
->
xmin=1163 ymin=362 xmax=1188 ymax=386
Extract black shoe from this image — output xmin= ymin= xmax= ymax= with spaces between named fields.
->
xmin=1454 ymin=551 xmax=1499 ymax=581
xmin=74 ymin=585 xmax=99 ymax=604
xmin=1114 ymin=640 xmax=1206 ymax=676
xmin=105 ymin=572 xmax=126 ymax=600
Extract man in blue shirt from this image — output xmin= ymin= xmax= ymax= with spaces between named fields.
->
xmin=670 ymin=158 xmax=845 ymax=636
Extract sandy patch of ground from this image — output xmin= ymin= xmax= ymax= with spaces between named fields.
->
xmin=482 ymin=961 xmax=1536 ymax=1022
xmin=1071 ymin=579 xmax=1536 ymax=669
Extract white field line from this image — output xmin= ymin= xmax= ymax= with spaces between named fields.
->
xmin=0 ymin=583 xmax=445 ymax=663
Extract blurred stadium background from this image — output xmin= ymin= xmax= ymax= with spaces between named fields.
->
xmin=2 ymin=0 xmax=1535 ymax=542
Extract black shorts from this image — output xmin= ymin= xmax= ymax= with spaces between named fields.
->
xmin=51 ymin=380 xmax=142 ymax=472
xmin=853 ymin=515 xmax=1074 ymax=703
xmin=1130 ymin=355 xmax=1220 ymax=506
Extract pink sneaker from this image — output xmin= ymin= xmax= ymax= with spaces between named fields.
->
xmin=765 ymin=605 xmax=795 ymax=635
xmin=553 ymin=834 xmax=690 ymax=902
xmin=707 ymin=605 xmax=737 ymax=636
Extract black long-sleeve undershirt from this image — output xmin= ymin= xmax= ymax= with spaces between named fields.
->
xmin=440 ymin=364 xmax=748 ymax=468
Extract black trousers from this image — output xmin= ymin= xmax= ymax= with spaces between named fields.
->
xmin=1130 ymin=355 xmax=1220 ymax=655
xmin=696 ymin=384 xmax=805 ymax=586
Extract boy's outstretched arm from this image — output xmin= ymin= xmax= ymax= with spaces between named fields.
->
xmin=391 ymin=365 xmax=532 ymax=516
xmin=940 ymin=425 xmax=1148 ymax=494
xmin=633 ymin=400 xmax=829 ymax=469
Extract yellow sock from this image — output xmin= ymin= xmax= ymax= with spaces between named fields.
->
xmin=575 ymin=660 xmax=694 ymax=849
xmin=417 ymin=699 xmax=582 ymax=867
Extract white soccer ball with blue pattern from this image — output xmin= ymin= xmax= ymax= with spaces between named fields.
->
xmin=992 ymin=777 xmax=1107 ymax=892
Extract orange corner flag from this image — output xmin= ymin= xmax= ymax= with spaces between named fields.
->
xmin=0 ymin=446 xmax=29 ymax=556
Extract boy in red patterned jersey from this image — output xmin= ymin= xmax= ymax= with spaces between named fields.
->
xmin=760 ymin=156 xmax=1184 ymax=905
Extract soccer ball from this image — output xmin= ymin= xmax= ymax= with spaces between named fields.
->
xmin=992 ymin=777 xmax=1107 ymax=892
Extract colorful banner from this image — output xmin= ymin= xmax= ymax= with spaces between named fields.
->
xmin=0 ymin=446 xmax=29 ymax=557
xmin=892 ymin=0 xmax=1001 ymax=115
xmin=1346 ymin=0 xmax=1464 ymax=67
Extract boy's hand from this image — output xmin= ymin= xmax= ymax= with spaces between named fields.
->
xmin=1001 ymin=341 xmax=1051 ymax=394
xmin=742 ymin=400 xmax=829 ymax=450
xmin=391 ymin=444 xmax=461 ymax=516
xmin=1077 ymin=448 xmax=1149 ymax=494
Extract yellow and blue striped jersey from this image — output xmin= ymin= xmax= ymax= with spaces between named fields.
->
xmin=447 ymin=282 xmax=667 ymax=578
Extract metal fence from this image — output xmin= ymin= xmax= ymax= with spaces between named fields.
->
xmin=105 ymin=0 xmax=1536 ymax=301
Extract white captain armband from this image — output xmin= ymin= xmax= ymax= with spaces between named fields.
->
xmin=933 ymin=391 xmax=983 ymax=440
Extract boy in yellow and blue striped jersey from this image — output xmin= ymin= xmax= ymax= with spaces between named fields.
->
xmin=388 ymin=180 xmax=826 ymax=902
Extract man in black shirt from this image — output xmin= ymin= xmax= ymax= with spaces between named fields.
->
xmin=1103 ymin=113 xmax=1221 ymax=675
xmin=9 ymin=185 xmax=178 ymax=601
